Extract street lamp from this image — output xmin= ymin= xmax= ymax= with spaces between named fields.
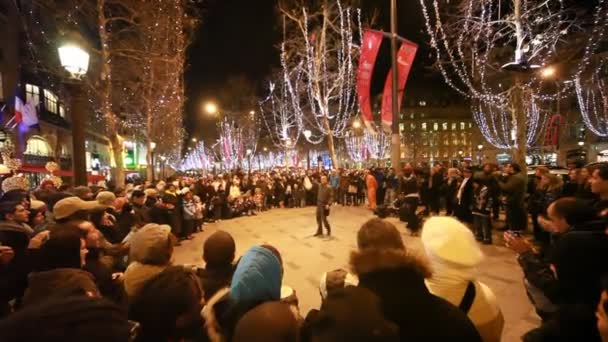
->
xmin=540 ymin=66 xmax=556 ymax=79
xmin=578 ymin=141 xmax=585 ymax=147
xmin=352 ymin=120 xmax=361 ymax=129
xmin=477 ymin=144 xmax=483 ymax=165
xmin=204 ymin=102 xmax=218 ymax=116
xmin=160 ymin=155 xmax=167 ymax=181
xmin=58 ymin=44 xmax=90 ymax=79
xmin=191 ymin=138 xmax=197 ymax=143
xmin=303 ymin=130 xmax=312 ymax=139
xmin=58 ymin=42 xmax=89 ymax=186
xmin=246 ymin=148 xmax=252 ymax=171
xmin=150 ymin=142 xmax=157 ymax=181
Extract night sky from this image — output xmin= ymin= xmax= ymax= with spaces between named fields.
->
xmin=185 ymin=0 xmax=448 ymax=142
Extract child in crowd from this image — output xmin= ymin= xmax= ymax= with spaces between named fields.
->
xmin=253 ymin=188 xmax=264 ymax=213
xmin=472 ymin=178 xmax=493 ymax=244
xmin=193 ymin=195 xmax=204 ymax=232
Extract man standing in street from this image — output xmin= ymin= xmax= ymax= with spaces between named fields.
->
xmin=315 ymin=175 xmax=333 ymax=237
xmin=496 ymin=163 xmax=528 ymax=232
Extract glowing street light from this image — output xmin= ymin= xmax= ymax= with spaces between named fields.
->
xmin=540 ymin=66 xmax=556 ymax=79
xmin=58 ymin=41 xmax=89 ymax=185
xmin=578 ymin=141 xmax=585 ymax=146
xmin=352 ymin=120 xmax=361 ymax=129
xmin=58 ymin=44 xmax=89 ymax=79
xmin=303 ymin=129 xmax=312 ymax=139
xmin=246 ymin=149 xmax=252 ymax=155
xmin=204 ymin=102 xmax=218 ymax=115
xmin=191 ymin=138 xmax=197 ymax=143
xmin=249 ymin=110 xmax=255 ymax=115
xmin=477 ymin=144 xmax=483 ymax=151
xmin=150 ymin=142 xmax=157 ymax=151
xmin=263 ymin=147 xmax=268 ymax=152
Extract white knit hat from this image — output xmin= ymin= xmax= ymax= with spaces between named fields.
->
xmin=421 ymin=216 xmax=484 ymax=267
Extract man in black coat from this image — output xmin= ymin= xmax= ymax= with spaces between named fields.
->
xmin=314 ymin=175 xmax=333 ymax=237
xmin=350 ymin=218 xmax=482 ymax=342
xmin=0 ymin=202 xmax=43 ymax=316
xmin=455 ymin=168 xmax=475 ymax=224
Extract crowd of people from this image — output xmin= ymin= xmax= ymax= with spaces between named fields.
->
xmin=0 ymin=160 xmax=606 ymax=341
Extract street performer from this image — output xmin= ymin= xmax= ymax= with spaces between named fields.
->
xmin=315 ymin=175 xmax=333 ymax=237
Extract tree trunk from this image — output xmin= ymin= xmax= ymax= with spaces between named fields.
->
xmin=109 ymin=133 xmax=125 ymax=187
xmin=322 ymin=114 xmax=339 ymax=169
xmin=146 ymin=142 xmax=153 ymax=182
xmin=511 ymin=83 xmax=527 ymax=173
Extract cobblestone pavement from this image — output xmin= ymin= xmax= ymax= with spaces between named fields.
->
xmin=174 ymin=205 xmax=540 ymax=341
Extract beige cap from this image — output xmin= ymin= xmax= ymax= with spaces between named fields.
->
xmin=53 ymin=196 xmax=105 ymax=220
xmin=129 ymin=223 xmax=172 ymax=264
xmin=96 ymin=191 xmax=117 ymax=206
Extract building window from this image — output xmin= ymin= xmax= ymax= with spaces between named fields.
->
xmin=60 ymin=143 xmax=69 ymax=156
xmin=399 ymin=123 xmax=404 ymax=132
xmin=59 ymin=105 xmax=65 ymax=118
xmin=25 ymin=136 xmax=53 ymax=156
xmin=468 ymin=122 xmax=472 ymax=128
xmin=410 ymin=123 xmax=415 ymax=130
xmin=451 ymin=122 xmax=456 ymax=130
xmin=433 ymin=122 xmax=438 ymax=131
xmin=443 ymin=151 xmax=448 ymax=158
xmin=421 ymin=122 xmax=427 ymax=131
xmin=460 ymin=122 xmax=466 ymax=130
xmin=442 ymin=122 xmax=448 ymax=130
xmin=26 ymin=84 xmax=40 ymax=106
xmin=461 ymin=132 xmax=467 ymax=145
xmin=452 ymin=133 xmax=459 ymax=145
xmin=43 ymin=89 xmax=58 ymax=114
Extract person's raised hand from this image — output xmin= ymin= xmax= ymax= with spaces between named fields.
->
xmin=0 ymin=246 xmax=15 ymax=265
xmin=28 ymin=230 xmax=50 ymax=249
xmin=503 ymin=232 xmax=532 ymax=254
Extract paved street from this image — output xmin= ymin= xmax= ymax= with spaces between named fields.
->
xmin=174 ymin=205 xmax=540 ymax=341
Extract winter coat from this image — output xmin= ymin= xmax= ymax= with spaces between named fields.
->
xmin=182 ymin=199 xmax=196 ymax=220
xmin=123 ymin=262 xmax=167 ymax=298
xmin=472 ymin=186 xmax=493 ymax=216
xmin=197 ymin=264 xmax=235 ymax=302
xmin=351 ymin=248 xmax=482 ymax=342
xmin=0 ymin=221 xmax=35 ymax=309
xmin=202 ymin=246 xmax=283 ymax=342
xmin=497 ymin=171 xmax=527 ymax=206
xmin=425 ymin=269 xmax=504 ymax=342
xmin=523 ymin=230 xmax=608 ymax=342
xmin=22 ymin=268 xmax=99 ymax=307
xmin=132 ymin=202 xmax=149 ymax=227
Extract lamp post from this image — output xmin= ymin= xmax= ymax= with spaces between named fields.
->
xmin=246 ymin=149 xmax=252 ymax=172
xmin=58 ymin=42 xmax=89 ymax=186
xmin=389 ymin=0 xmax=401 ymax=170
xmin=477 ymin=144 xmax=483 ymax=165
xmin=150 ymin=142 xmax=156 ymax=181
xmin=160 ymin=155 xmax=166 ymax=181
xmin=303 ymin=130 xmax=312 ymax=169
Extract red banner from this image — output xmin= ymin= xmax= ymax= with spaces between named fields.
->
xmin=356 ymin=30 xmax=383 ymax=126
xmin=381 ymin=40 xmax=418 ymax=129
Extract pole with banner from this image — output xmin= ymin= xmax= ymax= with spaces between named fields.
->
xmin=356 ymin=29 xmax=383 ymax=128
xmin=383 ymin=37 xmax=418 ymax=168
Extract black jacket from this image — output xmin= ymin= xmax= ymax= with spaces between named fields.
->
xmin=351 ymin=248 xmax=482 ymax=342
xmin=0 ymin=221 xmax=35 ymax=313
xmin=196 ymin=264 xmax=235 ymax=302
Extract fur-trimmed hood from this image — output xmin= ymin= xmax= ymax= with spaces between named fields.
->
xmin=350 ymin=247 xmax=432 ymax=279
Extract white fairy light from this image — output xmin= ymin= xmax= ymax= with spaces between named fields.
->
xmin=418 ymin=0 xmax=599 ymax=149
xmin=575 ymin=59 xmax=608 ymax=137
xmin=363 ymin=129 xmax=390 ymax=160
xmin=280 ymin=0 xmax=361 ymax=166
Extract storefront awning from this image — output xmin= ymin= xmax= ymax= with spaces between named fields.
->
xmin=21 ymin=164 xmax=106 ymax=183
xmin=20 ymin=164 xmax=74 ymax=177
